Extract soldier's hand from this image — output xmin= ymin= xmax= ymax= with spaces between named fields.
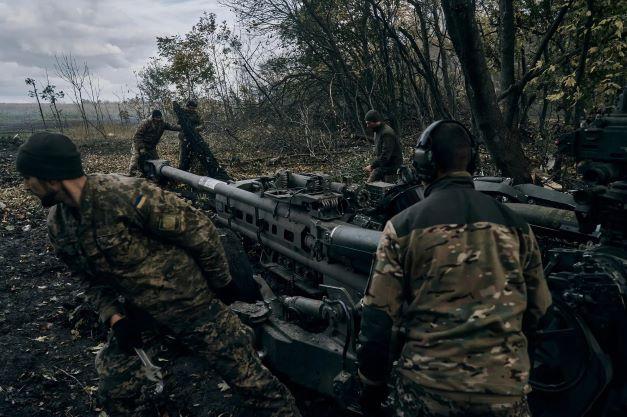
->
xmin=111 ymin=318 xmax=143 ymax=354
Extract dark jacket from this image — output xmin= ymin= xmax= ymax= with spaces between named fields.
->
xmin=371 ymin=123 xmax=403 ymax=171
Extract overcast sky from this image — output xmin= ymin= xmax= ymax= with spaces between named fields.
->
xmin=0 ymin=0 xmax=234 ymax=102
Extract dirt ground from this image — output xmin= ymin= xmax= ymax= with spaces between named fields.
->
xmin=0 ymin=132 xmax=355 ymax=417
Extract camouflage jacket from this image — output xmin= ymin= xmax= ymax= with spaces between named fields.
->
xmin=359 ymin=172 xmax=552 ymax=397
xmin=371 ymin=123 xmax=403 ymax=171
xmin=133 ymin=119 xmax=180 ymax=150
xmin=47 ymin=174 xmax=232 ymax=330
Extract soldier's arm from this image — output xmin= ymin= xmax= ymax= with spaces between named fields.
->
xmin=521 ymin=227 xmax=552 ymax=335
xmin=358 ymin=221 xmax=404 ymax=386
xmin=371 ymin=133 xmax=395 ymax=168
xmin=83 ymin=274 xmax=124 ymax=325
xmin=47 ymin=222 xmax=122 ymax=325
xmin=164 ymin=122 xmax=181 ymax=131
xmin=133 ymin=121 xmax=149 ymax=140
xmin=133 ymin=184 xmax=232 ymax=290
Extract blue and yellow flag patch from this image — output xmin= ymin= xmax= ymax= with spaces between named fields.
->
xmin=133 ymin=194 xmax=147 ymax=210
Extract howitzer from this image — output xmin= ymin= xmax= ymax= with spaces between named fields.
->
xmin=143 ymin=86 xmax=627 ymax=417
xmin=145 ymin=157 xmax=587 ymax=411
xmin=527 ymin=88 xmax=627 ymax=417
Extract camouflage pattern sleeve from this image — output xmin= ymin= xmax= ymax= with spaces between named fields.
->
xmin=164 ymin=122 xmax=181 ymax=131
xmin=47 ymin=210 xmax=122 ymax=325
xmin=358 ymin=221 xmax=404 ymax=385
xmin=133 ymin=120 xmax=149 ymax=140
xmin=133 ymin=183 xmax=232 ymax=289
xmin=83 ymin=275 xmax=123 ymax=325
xmin=362 ymin=220 xmax=404 ymax=320
xmin=521 ymin=227 xmax=552 ymax=334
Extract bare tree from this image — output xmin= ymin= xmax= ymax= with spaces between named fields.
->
xmin=54 ymin=54 xmax=90 ymax=135
xmin=41 ymin=70 xmax=65 ymax=132
xmin=25 ymin=78 xmax=47 ymax=129
xmin=85 ymin=69 xmax=107 ymax=138
xmin=54 ymin=54 xmax=108 ymax=138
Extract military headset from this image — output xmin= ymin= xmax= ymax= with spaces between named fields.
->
xmin=413 ymin=119 xmax=478 ymax=182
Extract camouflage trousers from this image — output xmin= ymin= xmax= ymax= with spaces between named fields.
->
xmin=392 ymin=374 xmax=531 ymax=417
xmin=128 ymin=143 xmax=158 ymax=177
xmin=95 ymin=298 xmax=301 ymax=417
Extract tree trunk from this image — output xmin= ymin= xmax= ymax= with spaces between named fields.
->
xmin=31 ymin=84 xmax=47 ymax=129
xmin=432 ymin=3 xmax=456 ymax=117
xmin=441 ymin=0 xmax=531 ymax=183
xmin=573 ymin=0 xmax=594 ymax=127
xmin=499 ymin=0 xmax=517 ymax=128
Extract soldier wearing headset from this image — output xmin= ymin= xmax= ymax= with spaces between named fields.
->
xmin=357 ymin=120 xmax=552 ymax=417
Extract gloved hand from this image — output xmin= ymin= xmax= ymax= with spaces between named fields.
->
xmin=111 ymin=318 xmax=143 ymax=354
xmin=359 ymin=383 xmax=388 ymax=417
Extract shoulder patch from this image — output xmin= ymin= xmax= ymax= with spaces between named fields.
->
xmin=160 ymin=214 xmax=178 ymax=231
xmin=133 ymin=194 xmax=147 ymax=209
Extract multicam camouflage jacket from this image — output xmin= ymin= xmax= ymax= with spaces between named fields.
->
xmin=359 ymin=172 xmax=552 ymax=397
xmin=133 ymin=119 xmax=180 ymax=150
xmin=47 ymin=174 xmax=232 ymax=330
xmin=371 ymin=123 xmax=403 ymax=172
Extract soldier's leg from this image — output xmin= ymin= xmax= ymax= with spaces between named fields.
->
xmin=368 ymin=168 xmax=385 ymax=182
xmin=95 ymin=333 xmax=164 ymax=417
xmin=128 ymin=144 xmax=140 ymax=176
xmin=178 ymin=299 xmax=302 ymax=417
xmin=178 ymin=136 xmax=192 ymax=171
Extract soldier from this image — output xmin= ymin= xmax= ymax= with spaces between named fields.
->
xmin=357 ymin=120 xmax=552 ymax=417
xmin=16 ymin=132 xmax=302 ymax=417
xmin=178 ymin=99 xmax=203 ymax=172
xmin=363 ymin=110 xmax=403 ymax=183
xmin=128 ymin=109 xmax=180 ymax=177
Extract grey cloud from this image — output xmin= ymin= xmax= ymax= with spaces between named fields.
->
xmin=0 ymin=0 xmax=231 ymax=102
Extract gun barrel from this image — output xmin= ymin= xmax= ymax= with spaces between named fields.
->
xmin=150 ymin=161 xmax=378 ymax=293
xmin=328 ymin=225 xmax=381 ymax=271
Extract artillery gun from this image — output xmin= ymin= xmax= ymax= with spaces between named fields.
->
xmin=527 ymin=87 xmax=627 ymax=417
xmin=146 ymin=88 xmax=626 ymax=415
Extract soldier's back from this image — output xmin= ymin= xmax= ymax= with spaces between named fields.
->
xmin=390 ymin=173 xmax=535 ymax=397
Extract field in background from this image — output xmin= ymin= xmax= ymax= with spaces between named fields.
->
xmin=0 ymin=102 xmax=138 ymax=137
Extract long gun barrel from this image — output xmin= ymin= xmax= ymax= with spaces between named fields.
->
xmin=148 ymin=160 xmax=380 ymax=300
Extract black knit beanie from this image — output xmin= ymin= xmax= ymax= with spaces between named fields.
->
xmin=16 ymin=132 xmax=85 ymax=180
xmin=365 ymin=109 xmax=382 ymax=122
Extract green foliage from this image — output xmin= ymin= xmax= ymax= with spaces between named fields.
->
xmin=139 ymin=12 xmax=219 ymax=101
xmin=41 ymin=84 xmax=64 ymax=104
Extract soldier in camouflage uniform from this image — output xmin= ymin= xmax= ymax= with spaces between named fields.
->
xmin=128 ymin=109 xmax=180 ymax=177
xmin=177 ymin=99 xmax=204 ymax=172
xmin=357 ymin=121 xmax=552 ymax=417
xmin=363 ymin=110 xmax=403 ymax=183
xmin=16 ymin=132 xmax=302 ymax=417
